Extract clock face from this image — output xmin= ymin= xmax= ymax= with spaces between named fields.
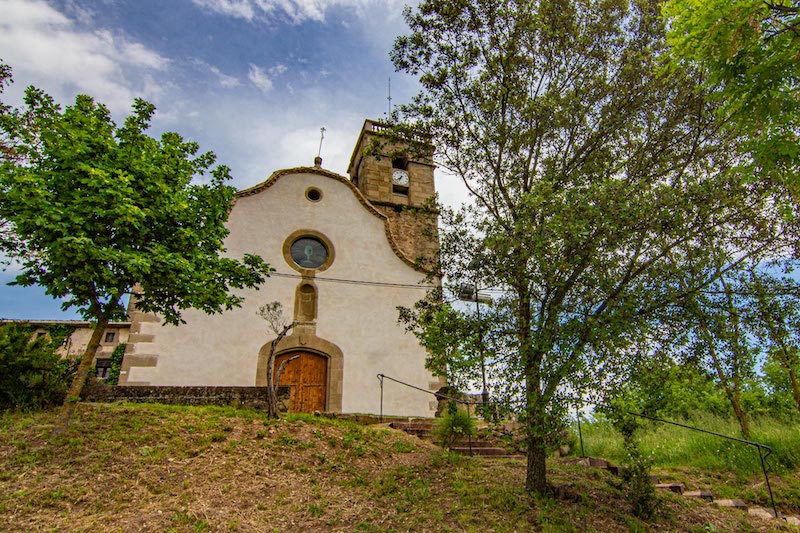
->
xmin=392 ymin=169 xmax=409 ymax=187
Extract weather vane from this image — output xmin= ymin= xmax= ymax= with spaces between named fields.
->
xmin=317 ymin=127 xmax=326 ymax=158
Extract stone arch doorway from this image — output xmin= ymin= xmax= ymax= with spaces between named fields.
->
xmin=256 ymin=333 xmax=344 ymax=413
xmin=275 ymin=351 xmax=327 ymax=413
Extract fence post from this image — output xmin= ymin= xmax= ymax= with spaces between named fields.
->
xmin=467 ymin=402 xmax=473 ymax=456
xmin=377 ymin=374 xmax=384 ymax=423
xmin=576 ymin=402 xmax=585 ymax=457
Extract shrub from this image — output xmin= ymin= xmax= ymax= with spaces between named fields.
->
xmin=433 ymin=402 xmax=476 ymax=450
xmin=0 ymin=323 xmax=77 ymax=410
xmin=604 ymin=404 xmax=658 ymax=520
xmin=105 ymin=343 xmax=127 ymax=385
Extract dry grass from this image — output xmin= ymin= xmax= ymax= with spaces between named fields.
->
xmin=0 ymin=403 xmax=795 ymax=532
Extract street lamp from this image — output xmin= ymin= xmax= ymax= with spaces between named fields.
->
xmin=458 ymin=283 xmax=492 ymax=408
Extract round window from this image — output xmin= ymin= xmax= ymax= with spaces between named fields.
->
xmin=289 ymin=237 xmax=328 ymax=269
xmin=305 ymin=187 xmax=322 ymax=202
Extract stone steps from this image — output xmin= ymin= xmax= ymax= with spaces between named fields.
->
xmin=390 ymin=420 xmax=521 ymax=459
xmin=568 ymin=456 xmax=800 ymax=526
xmin=451 ymin=445 xmax=518 ymax=456
xmin=391 ymin=421 xmax=800 ymax=526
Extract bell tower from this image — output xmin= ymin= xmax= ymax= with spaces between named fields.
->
xmin=347 ymin=120 xmax=438 ymax=269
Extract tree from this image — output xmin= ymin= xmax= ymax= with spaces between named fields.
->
xmin=392 ymin=0 xmax=786 ymax=493
xmin=681 ymin=272 xmax=759 ymax=438
xmin=745 ymin=271 xmax=800 ymax=414
xmin=257 ymin=302 xmax=297 ymax=418
xmin=662 ymin=0 xmax=800 ymax=188
xmin=0 ymin=64 xmax=272 ymax=434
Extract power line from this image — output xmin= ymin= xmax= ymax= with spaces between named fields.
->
xmin=269 ymin=272 xmax=510 ymax=294
xmin=270 ymin=271 xmax=437 ymax=290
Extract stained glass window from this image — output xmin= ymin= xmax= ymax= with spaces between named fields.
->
xmin=290 ymin=237 xmax=328 ymax=269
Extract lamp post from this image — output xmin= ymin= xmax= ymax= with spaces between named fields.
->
xmin=458 ymin=282 xmax=491 ymax=410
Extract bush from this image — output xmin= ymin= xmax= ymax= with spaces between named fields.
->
xmin=0 ymin=323 xmax=77 ymax=410
xmin=604 ymin=404 xmax=658 ymax=520
xmin=433 ymin=402 xmax=476 ymax=450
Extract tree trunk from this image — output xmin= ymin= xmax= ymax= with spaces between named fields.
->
xmin=787 ymin=367 xmax=800 ymax=413
xmin=707 ymin=342 xmax=751 ymax=439
xmin=266 ymin=337 xmax=280 ymax=418
xmin=775 ymin=345 xmax=800 ymax=414
xmin=697 ymin=312 xmax=751 ymax=439
xmin=265 ymin=323 xmax=293 ymax=418
xmin=730 ymin=389 xmax=750 ymax=439
xmin=52 ymin=316 xmax=107 ymax=436
xmin=525 ymin=400 xmax=548 ymax=494
xmin=518 ymin=287 xmax=548 ymax=494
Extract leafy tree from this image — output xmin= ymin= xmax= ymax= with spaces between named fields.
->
xmin=0 ymin=64 xmax=272 ymax=434
xmin=745 ymin=271 xmax=800 ymax=414
xmin=662 ymin=0 xmax=800 ymax=187
xmin=0 ymin=323 xmax=77 ymax=410
xmin=681 ymin=274 xmax=759 ymax=438
xmin=618 ymin=346 xmax=730 ymax=421
xmin=392 ymin=0 xmax=786 ymax=493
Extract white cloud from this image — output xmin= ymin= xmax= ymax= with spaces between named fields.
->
xmin=193 ymin=59 xmax=241 ymax=88
xmin=214 ymin=68 xmax=242 ymax=88
xmin=248 ymin=64 xmax=274 ymax=92
xmin=269 ymin=64 xmax=288 ymax=76
xmin=0 ymin=0 xmax=169 ymax=112
xmin=63 ymin=0 xmax=97 ymax=26
xmin=192 ymin=0 xmax=407 ymax=24
xmin=192 ymin=0 xmax=256 ymax=20
xmin=247 ymin=64 xmax=288 ymax=92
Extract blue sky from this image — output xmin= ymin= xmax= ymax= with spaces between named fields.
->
xmin=0 ymin=0 xmax=469 ymax=320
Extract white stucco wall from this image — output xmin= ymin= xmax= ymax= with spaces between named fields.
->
xmin=125 ymin=170 xmax=438 ymax=417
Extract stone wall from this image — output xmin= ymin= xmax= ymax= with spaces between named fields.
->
xmin=376 ymin=205 xmax=439 ymax=270
xmin=82 ymin=381 xmax=272 ymax=409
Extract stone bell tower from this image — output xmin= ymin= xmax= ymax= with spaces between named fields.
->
xmin=346 ymin=119 xmax=438 ymax=269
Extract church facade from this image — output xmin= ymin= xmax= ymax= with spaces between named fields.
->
xmin=117 ymin=120 xmax=442 ymax=417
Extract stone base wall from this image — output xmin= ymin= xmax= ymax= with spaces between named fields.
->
xmin=82 ymin=381 xmax=272 ymax=409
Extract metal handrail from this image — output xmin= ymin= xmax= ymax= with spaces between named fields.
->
xmin=377 ymin=373 xmax=483 ymax=455
xmin=627 ymin=411 xmax=779 ymax=520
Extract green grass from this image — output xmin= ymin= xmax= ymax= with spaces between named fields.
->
xmin=576 ymin=413 xmax=800 ymax=476
xmin=1 ymin=402 xmax=796 ymax=531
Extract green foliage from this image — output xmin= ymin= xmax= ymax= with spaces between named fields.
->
xmin=433 ymin=402 xmax=477 ymax=450
xmin=104 ymin=342 xmax=126 ymax=386
xmin=663 ymin=0 xmax=800 ymax=186
xmin=0 ymin=72 xmax=272 ymax=325
xmin=0 ymin=323 xmax=77 ymax=410
xmin=620 ymin=357 xmax=729 ymax=421
xmin=0 ymin=61 xmax=272 ymax=428
xmin=603 ymin=406 xmax=657 ymax=520
xmin=393 ymin=0 xmax=790 ymax=493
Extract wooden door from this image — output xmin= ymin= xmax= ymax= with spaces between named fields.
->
xmin=275 ymin=351 xmax=327 ymax=413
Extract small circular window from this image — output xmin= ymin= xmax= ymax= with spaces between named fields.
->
xmin=289 ymin=237 xmax=328 ymax=269
xmin=305 ymin=187 xmax=322 ymax=202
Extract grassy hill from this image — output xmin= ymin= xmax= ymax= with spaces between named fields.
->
xmin=0 ymin=403 xmax=796 ymax=531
